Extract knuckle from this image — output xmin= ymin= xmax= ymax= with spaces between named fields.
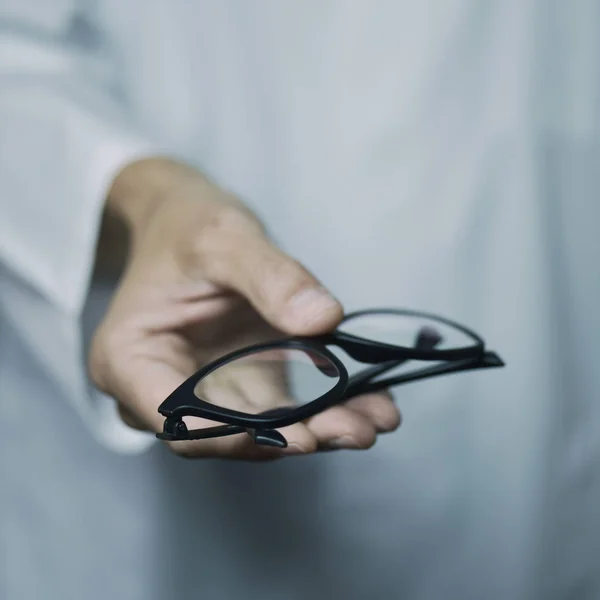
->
xmin=199 ymin=205 xmax=262 ymax=247
xmin=265 ymin=258 xmax=313 ymax=301
xmin=190 ymin=207 xmax=256 ymax=271
xmin=209 ymin=202 xmax=261 ymax=232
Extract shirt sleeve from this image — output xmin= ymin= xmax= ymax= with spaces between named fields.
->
xmin=0 ymin=1 xmax=160 ymax=452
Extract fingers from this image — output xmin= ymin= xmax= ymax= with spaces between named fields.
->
xmin=303 ymin=392 xmax=401 ymax=450
xmin=344 ymin=392 xmax=402 ymax=432
xmin=167 ymin=419 xmax=318 ymax=460
xmin=153 ymin=363 xmax=400 ymax=458
xmin=306 ymin=405 xmax=379 ymax=449
xmin=194 ymin=214 xmax=344 ymax=335
xmin=125 ymin=186 xmax=343 ymax=336
xmin=275 ymin=423 xmax=318 ymax=455
xmin=168 ymin=393 xmax=400 ymax=460
xmin=92 ymin=296 xmax=401 ymax=460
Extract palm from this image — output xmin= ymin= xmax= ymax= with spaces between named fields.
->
xmin=119 ymin=283 xmax=299 ymax=458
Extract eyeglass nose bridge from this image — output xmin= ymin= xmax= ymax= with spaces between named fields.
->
xmin=330 ymin=325 xmax=445 ymax=364
xmin=329 ymin=334 xmax=394 ymax=363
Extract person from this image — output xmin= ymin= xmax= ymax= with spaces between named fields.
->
xmin=0 ymin=2 xmax=598 ymax=599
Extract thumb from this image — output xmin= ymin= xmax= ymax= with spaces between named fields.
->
xmin=198 ymin=224 xmax=343 ymax=335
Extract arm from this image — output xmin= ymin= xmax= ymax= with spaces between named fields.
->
xmin=0 ymin=1 xmax=159 ymax=314
xmin=0 ymin=1 xmax=161 ymax=451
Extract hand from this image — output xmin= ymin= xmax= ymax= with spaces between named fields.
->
xmin=89 ymin=158 xmax=401 ymax=460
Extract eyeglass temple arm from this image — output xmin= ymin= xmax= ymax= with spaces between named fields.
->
xmin=345 ymin=351 xmax=504 ymax=400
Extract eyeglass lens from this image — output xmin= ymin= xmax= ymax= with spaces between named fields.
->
xmin=192 ymin=348 xmax=340 ymax=414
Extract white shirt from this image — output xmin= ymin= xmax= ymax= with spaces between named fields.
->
xmin=1 ymin=2 xmax=599 ymax=599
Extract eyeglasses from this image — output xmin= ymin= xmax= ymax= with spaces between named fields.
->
xmin=156 ymin=308 xmax=504 ymax=448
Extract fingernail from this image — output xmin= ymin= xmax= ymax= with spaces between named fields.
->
xmin=327 ymin=436 xmax=361 ymax=450
xmin=288 ymin=287 xmax=340 ymax=321
xmin=374 ymin=412 xmax=402 ymax=433
xmin=282 ymin=443 xmax=308 ymax=456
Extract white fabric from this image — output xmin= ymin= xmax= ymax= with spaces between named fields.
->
xmin=1 ymin=1 xmax=599 ymax=599
xmin=0 ymin=0 xmax=159 ymax=450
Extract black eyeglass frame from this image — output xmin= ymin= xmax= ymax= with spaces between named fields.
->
xmin=156 ymin=308 xmax=504 ymax=447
